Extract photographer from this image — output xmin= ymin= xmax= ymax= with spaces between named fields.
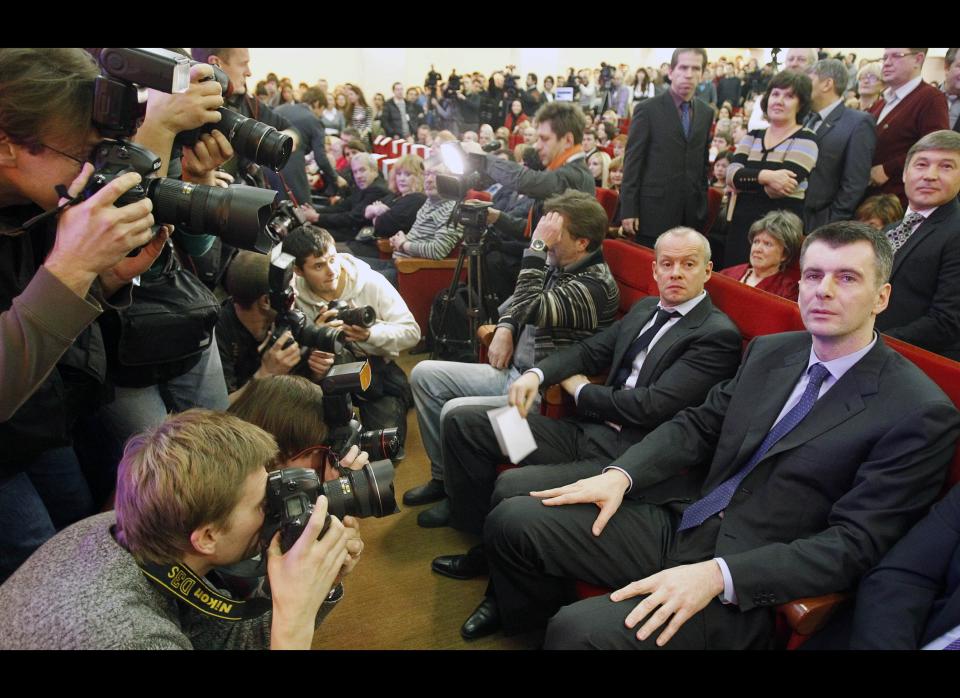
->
xmin=0 ymin=48 xmax=168 ymax=582
xmin=404 ymin=191 xmax=619 ymax=526
xmin=283 ymin=225 xmax=420 ymax=452
xmin=0 ymin=409 xmax=358 ymax=649
xmin=474 ymin=101 xmax=595 ymax=304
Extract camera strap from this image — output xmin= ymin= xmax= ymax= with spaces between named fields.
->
xmin=0 ymin=185 xmax=79 ymax=237
xmin=138 ymin=559 xmax=272 ymax=621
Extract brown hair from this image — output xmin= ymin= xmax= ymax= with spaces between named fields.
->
xmin=855 ymin=194 xmax=904 ymax=228
xmin=543 ymin=190 xmax=608 ymax=251
xmin=115 ymin=410 xmax=278 ymax=565
xmin=534 ymin=101 xmax=587 ymax=145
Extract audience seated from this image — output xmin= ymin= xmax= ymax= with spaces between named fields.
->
xmin=719 ymin=210 xmax=803 ymax=301
xmin=307 ymin=153 xmax=389 ymax=243
xmin=856 ymin=194 xmax=904 ymax=230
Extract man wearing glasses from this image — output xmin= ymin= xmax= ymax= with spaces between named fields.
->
xmin=866 ymin=48 xmax=950 ymax=207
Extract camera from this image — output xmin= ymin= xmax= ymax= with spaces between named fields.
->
xmin=598 ymin=62 xmax=615 ymax=91
xmin=445 ymin=70 xmax=462 ymax=100
xmin=268 ymin=246 xmax=346 ymax=354
xmin=265 ymin=199 xmax=306 ymax=240
xmin=320 ymin=362 xmax=402 ymax=462
xmin=326 ymin=299 xmax=376 ymax=328
xmin=262 ymin=463 xmax=398 ymax=553
xmin=175 ymin=106 xmax=293 ymax=172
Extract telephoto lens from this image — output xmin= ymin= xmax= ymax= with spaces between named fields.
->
xmin=359 ymin=428 xmax=400 ymax=461
xmin=176 ymin=108 xmax=293 ymax=171
xmin=327 ymin=300 xmax=376 ymax=328
xmin=322 ymin=459 xmax=399 ymax=519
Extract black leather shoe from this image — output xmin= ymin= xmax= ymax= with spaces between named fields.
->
xmin=403 ymin=479 xmax=445 ymax=506
xmin=461 ymin=597 xmax=501 ymax=640
xmin=431 ymin=545 xmax=488 ymax=580
xmin=417 ymin=498 xmax=452 ymax=528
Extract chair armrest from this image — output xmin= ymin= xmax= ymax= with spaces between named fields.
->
xmin=396 ymin=257 xmax=460 ymax=274
xmin=477 ymin=324 xmax=497 ymax=347
xmin=376 ymin=238 xmax=392 ymax=259
xmin=778 ymin=592 xmax=851 ymax=636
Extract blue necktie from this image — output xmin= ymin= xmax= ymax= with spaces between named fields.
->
xmin=613 ymin=308 xmax=680 ymax=388
xmin=680 ymin=102 xmax=691 ymax=139
xmin=678 ymin=363 xmax=832 ymax=532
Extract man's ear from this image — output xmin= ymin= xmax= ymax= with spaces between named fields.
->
xmin=257 ymin=293 xmax=272 ymax=312
xmin=0 ymin=131 xmax=19 ymax=167
xmin=189 ymin=523 xmax=219 ymax=556
xmin=208 ymin=55 xmax=222 ymax=69
xmin=562 ymin=131 xmax=576 ymax=149
xmin=292 ymin=264 xmax=304 ymax=278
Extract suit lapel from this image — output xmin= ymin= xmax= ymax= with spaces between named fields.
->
xmin=816 ymin=104 xmax=844 ymax=142
xmin=891 ymin=201 xmax=959 ymax=277
xmin=607 ymin=298 xmax=659 ymax=386
xmin=635 ymin=295 xmax=712 ymax=386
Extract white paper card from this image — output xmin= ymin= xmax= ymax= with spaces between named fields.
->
xmin=487 ymin=405 xmax=537 ymax=463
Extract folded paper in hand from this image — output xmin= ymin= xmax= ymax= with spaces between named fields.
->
xmin=487 ymin=405 xmax=537 ymax=463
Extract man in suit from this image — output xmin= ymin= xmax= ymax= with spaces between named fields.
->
xmin=944 ymin=48 xmax=960 ymax=133
xmin=483 ymin=221 xmax=960 ymax=649
xmin=803 ymin=59 xmax=876 ymax=232
xmin=434 ymin=227 xmax=743 ymax=639
xmin=621 ymin=48 xmax=713 ymax=248
xmin=866 ymin=48 xmax=950 ymax=207
xmin=381 ymin=82 xmax=414 ymax=140
xmin=274 ymin=87 xmax=340 ymax=205
xmin=875 ymin=130 xmax=960 ymax=360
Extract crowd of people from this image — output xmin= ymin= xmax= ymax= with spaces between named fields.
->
xmin=1 ymin=46 xmax=959 ymax=652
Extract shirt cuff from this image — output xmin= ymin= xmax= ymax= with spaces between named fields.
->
xmin=714 ymin=558 xmax=738 ymax=605
xmin=574 ymin=381 xmax=588 ymax=404
xmin=525 ymin=368 xmax=544 ymax=384
xmin=601 ymin=465 xmax=633 ymax=493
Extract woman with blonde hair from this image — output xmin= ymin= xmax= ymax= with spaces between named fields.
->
xmin=588 ymin=150 xmax=611 ymax=189
xmin=856 ymin=63 xmax=884 ymax=112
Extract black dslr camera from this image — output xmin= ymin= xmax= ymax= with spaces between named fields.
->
xmin=267 ymin=245 xmax=345 ymax=354
xmin=83 ymin=48 xmax=281 ymax=254
xmin=262 ymin=463 xmax=398 ymax=553
xmin=326 ymin=299 xmax=376 ymax=328
xmin=320 ymin=362 xmax=401 ymax=462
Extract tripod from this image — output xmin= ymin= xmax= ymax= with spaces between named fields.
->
xmin=431 ymin=218 xmax=498 ymax=362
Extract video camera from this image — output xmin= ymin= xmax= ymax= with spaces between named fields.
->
xmin=83 ymin=48 xmax=281 ymax=254
xmin=598 ymin=62 xmax=615 ymax=91
xmin=424 ymin=64 xmax=443 ymax=96
xmin=434 ymin=141 xmax=496 ymax=245
xmin=267 ymin=245 xmax=346 ymax=354
xmin=445 ymin=70 xmax=462 ymax=100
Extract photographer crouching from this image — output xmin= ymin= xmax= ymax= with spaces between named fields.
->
xmin=0 ymin=408 xmax=368 ymax=649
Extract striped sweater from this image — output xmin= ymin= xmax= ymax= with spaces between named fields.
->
xmin=393 ymin=197 xmax=461 ymax=260
xmin=726 ymin=127 xmax=819 ymax=200
xmin=498 ymin=245 xmax=620 ymax=363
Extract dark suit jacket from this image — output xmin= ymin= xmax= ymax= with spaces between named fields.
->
xmin=612 ymin=332 xmax=959 ymax=611
xmin=875 ymin=199 xmax=960 ymax=361
xmin=273 ymin=102 xmax=338 ymax=199
xmin=846 ymin=482 xmax=960 ymax=649
xmin=536 ymin=294 xmax=742 ymax=445
xmin=381 ymin=99 xmax=413 ymax=139
xmin=621 ymin=91 xmax=713 ymax=246
xmin=867 ymin=81 xmax=950 ymax=206
xmin=803 ymin=103 xmax=876 ymax=231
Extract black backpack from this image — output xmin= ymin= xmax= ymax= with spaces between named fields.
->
xmin=427 ymin=283 xmax=483 ymax=363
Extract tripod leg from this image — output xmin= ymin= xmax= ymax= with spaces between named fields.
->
xmin=430 ymin=247 xmax=469 ymax=361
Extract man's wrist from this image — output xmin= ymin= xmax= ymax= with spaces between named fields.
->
xmin=601 ymin=465 xmax=633 ymax=493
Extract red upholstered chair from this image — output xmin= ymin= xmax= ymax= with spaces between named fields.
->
xmin=389 ymin=139 xmax=404 ymax=158
xmin=376 ymin=238 xmax=392 ymax=260
xmin=595 ymin=187 xmax=619 ymax=227
xmin=395 ymin=248 xmax=465 ymax=338
xmin=372 ymin=135 xmax=392 ymax=156
xmin=465 ymin=189 xmax=492 ymax=202
xmin=618 ymin=118 xmax=631 ymax=134
xmin=704 ymin=187 xmax=723 ymax=235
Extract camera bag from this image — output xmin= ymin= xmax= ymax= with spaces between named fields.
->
xmin=116 ymin=240 xmax=220 ymax=367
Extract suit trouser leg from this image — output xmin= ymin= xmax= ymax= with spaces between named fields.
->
xmin=443 ymin=407 xmax=607 ymax=535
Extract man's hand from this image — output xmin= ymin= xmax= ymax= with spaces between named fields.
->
xmin=298 ymin=204 xmax=320 ymax=223
xmin=365 ymin=201 xmax=389 ymax=220
xmin=336 ymin=175 xmax=349 ymax=189
xmin=142 ymin=63 xmax=223 ymax=137
xmin=609 ymin=561 xmax=724 ymax=647
xmin=322 ymin=444 xmax=369 ymax=482
xmin=389 ymin=230 xmax=408 ymax=252
xmin=98 ymin=224 xmax=172 ymax=298
xmin=257 ymin=331 xmax=301 ymax=377
xmin=308 ymin=350 xmax=335 ymax=381
xmin=487 ymin=326 xmax=514 ymax=369
xmin=507 ymin=371 xmax=540 ymax=418
xmin=560 ymin=374 xmax=590 ymax=396
xmin=45 ymin=165 xmax=156 ymax=298
xmin=531 ymin=469 xmax=630 ymax=536
xmin=338 ymin=515 xmax=364 ymax=581
xmin=531 ymin=210 xmax=564 ymax=247
xmin=622 ymin=218 xmax=639 ymax=236
xmin=181 ymin=130 xmax=234 ymax=185
xmin=341 ymin=323 xmax=371 ymax=342
xmin=212 ymin=169 xmax=234 ymax=189
xmin=484 ymin=206 xmax=502 ymax=226
xmin=267 ymin=496 xmax=349 ymax=649
xmin=758 ymin=169 xmax=798 ymax=196
xmin=869 ymin=164 xmax=890 ymax=187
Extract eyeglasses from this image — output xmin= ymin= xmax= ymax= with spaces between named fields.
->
xmin=859 ymin=74 xmax=881 ymax=83
xmin=882 ymin=51 xmax=920 ymax=63
xmin=38 ymin=141 xmax=88 ymax=167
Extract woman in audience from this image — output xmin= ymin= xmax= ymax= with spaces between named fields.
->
xmin=367 ymin=155 xmax=428 ymax=240
xmin=503 ymin=100 xmax=528 ymax=134
xmin=723 ymin=71 xmax=818 ymax=267
xmin=279 ymin=83 xmax=296 ymax=105
xmin=855 ymin=194 xmax=904 ymax=231
xmin=588 ymin=150 xmax=611 ymax=189
xmin=719 ymin=210 xmax=804 ymax=301
xmin=632 ymin=67 xmax=655 ymax=102
xmin=611 ymin=134 xmax=628 ymax=160
xmin=389 ymin=161 xmax=460 ymax=260
xmin=371 ymin=92 xmax=386 ymax=138
xmin=608 ymin=156 xmax=624 ymax=192
xmin=321 ymin=92 xmax=347 ymax=136
xmin=856 ymin=63 xmax=884 ymax=112
xmin=711 ymin=150 xmax=733 ymax=190
xmin=344 ymin=83 xmax=373 ymax=140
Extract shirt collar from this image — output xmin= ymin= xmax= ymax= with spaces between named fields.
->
xmin=817 ymin=98 xmax=844 ymax=121
xmin=670 ymin=89 xmax=692 ymax=110
xmin=883 ymin=76 xmax=923 ymax=103
xmin=659 ymin=290 xmax=707 ymax=315
xmin=906 ymin=205 xmax=938 ymax=219
xmin=809 ymin=332 xmax=878 ymax=381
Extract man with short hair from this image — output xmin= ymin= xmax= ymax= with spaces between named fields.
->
xmin=435 ymin=227 xmax=743 ymax=640
xmin=0 ymin=410 xmax=358 ymax=649
xmin=875 ymin=130 xmax=960 ymax=360
xmin=581 ymin=126 xmax=598 ymax=161
xmin=403 ymin=191 xmax=619 ymax=524
xmin=803 ymin=59 xmax=877 ymax=231
xmin=382 ymin=82 xmax=413 ymax=139
xmin=609 ymin=72 xmax=632 ymax=119
xmin=283 ymin=225 xmax=420 ymax=450
xmin=866 ymin=48 xmax=950 ymax=206
xmin=944 ymin=48 xmax=960 ymax=132
xmin=621 ymin=48 xmax=713 ymax=248
xmin=275 ymin=86 xmax=339 ymax=204
xmin=747 ymin=48 xmax=818 ymax=131
xmin=484 ymin=222 xmax=960 ymax=649
xmin=304 ymin=153 xmax=389 ymax=243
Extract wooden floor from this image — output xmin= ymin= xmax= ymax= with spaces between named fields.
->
xmin=311 ymin=350 xmax=541 ymax=650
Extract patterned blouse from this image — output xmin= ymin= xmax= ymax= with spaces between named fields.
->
xmin=726 ymin=127 xmax=819 ymax=200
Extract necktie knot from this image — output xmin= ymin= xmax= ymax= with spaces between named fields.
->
xmin=804 ymin=111 xmax=822 ymax=129
xmin=886 ymin=212 xmax=926 ymax=253
xmin=613 ymin=308 xmax=681 ymax=388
